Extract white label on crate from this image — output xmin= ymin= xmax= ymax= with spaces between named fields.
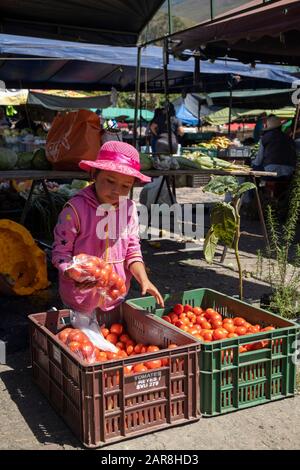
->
xmin=134 ymin=371 xmax=162 ymax=390
xmin=53 ymin=345 xmax=61 ymax=365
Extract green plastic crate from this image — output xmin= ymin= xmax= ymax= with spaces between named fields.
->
xmin=126 ymin=288 xmax=299 ymax=417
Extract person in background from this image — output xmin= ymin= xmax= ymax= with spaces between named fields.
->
xmin=150 ymin=103 xmax=184 ymax=154
xmin=252 ymin=115 xmax=296 ymax=177
xmin=253 ymin=112 xmax=267 ymax=144
xmin=14 ymin=108 xmax=38 ymax=132
xmin=0 ymin=107 xmax=11 ymax=128
xmin=148 ymin=107 xmax=163 ymax=153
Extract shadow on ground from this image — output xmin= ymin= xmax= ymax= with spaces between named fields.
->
xmin=1 ymin=350 xmax=82 ymax=449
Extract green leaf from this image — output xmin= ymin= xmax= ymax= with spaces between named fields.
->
xmin=211 ymin=202 xmax=237 ymax=247
xmin=203 ymin=175 xmax=239 ymax=196
xmin=235 ymin=182 xmax=256 ymax=198
xmin=204 ymin=227 xmax=219 ymax=264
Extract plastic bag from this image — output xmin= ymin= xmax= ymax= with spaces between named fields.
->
xmin=139 ymin=176 xmax=177 ymax=209
xmin=69 ymin=310 xmax=118 ymax=353
xmin=152 ymin=155 xmax=179 ymax=171
xmin=64 ymin=253 xmax=126 ymax=305
xmin=45 ymin=109 xmax=101 ymax=170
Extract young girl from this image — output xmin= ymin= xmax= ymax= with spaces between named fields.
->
xmin=52 ymin=141 xmax=164 ymax=321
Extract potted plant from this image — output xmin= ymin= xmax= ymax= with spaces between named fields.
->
xmin=203 ymin=175 xmax=256 ymax=300
xmin=256 ymin=168 xmax=300 ymax=320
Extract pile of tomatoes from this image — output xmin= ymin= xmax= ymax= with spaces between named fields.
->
xmin=162 ymin=304 xmax=276 ymax=353
xmin=56 ymin=322 xmax=177 ymax=372
xmin=65 ymin=254 xmax=126 ymax=300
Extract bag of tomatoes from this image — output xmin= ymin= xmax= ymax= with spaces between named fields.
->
xmin=64 ymin=253 xmax=127 ymax=306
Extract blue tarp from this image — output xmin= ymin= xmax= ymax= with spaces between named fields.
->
xmin=0 ymin=34 xmax=297 ymax=91
xmin=175 ymin=102 xmax=200 ymax=126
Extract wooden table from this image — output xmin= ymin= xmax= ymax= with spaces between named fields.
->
xmin=0 ymin=168 xmax=277 ymax=248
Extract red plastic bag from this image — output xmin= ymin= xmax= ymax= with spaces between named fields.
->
xmin=46 ymin=109 xmax=101 ymax=170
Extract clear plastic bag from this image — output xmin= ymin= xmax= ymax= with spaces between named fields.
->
xmin=64 ymin=254 xmax=127 ymax=305
xmin=70 ymin=310 xmax=118 ymax=353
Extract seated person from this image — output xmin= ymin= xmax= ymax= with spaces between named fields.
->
xmin=252 ymin=115 xmax=297 ymax=178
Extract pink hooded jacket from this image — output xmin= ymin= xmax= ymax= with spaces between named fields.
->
xmin=52 ymin=184 xmax=143 ymax=313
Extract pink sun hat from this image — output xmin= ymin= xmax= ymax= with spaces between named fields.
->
xmin=79 ymin=141 xmax=151 ymax=183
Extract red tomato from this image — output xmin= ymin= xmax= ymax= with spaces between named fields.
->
xmin=107 ymin=271 xmax=118 ymax=287
xmin=188 ymin=328 xmax=199 ymax=336
xmin=106 ymin=351 xmax=119 ymax=360
xmin=169 ymin=313 xmax=179 ymax=323
xmin=261 ymin=326 xmax=275 ymax=331
xmin=95 ymin=350 xmax=107 ymax=362
xmin=223 ymin=322 xmax=236 ymax=333
xmin=110 ymin=323 xmax=123 ymax=336
xmin=114 ymin=275 xmax=125 ymax=290
xmin=147 ymin=345 xmax=160 ymax=353
xmin=247 ymin=325 xmax=260 ymax=334
xmin=180 ymin=325 xmax=189 ymax=332
xmin=235 ymin=326 xmax=247 ymax=336
xmin=173 ymin=304 xmax=184 ymax=315
xmin=239 ymin=345 xmax=248 ymax=353
xmin=80 ymin=342 xmax=95 ymax=361
xmin=119 ymin=284 xmax=127 ymax=296
xmin=223 ymin=318 xmax=234 ymax=325
xmin=227 ymin=332 xmax=238 ymax=338
xmin=134 ymin=343 xmax=144 ymax=354
xmin=126 ymin=344 xmax=134 ymax=355
xmin=210 ymin=312 xmax=223 ymax=322
xmin=184 ymin=304 xmax=193 ymax=313
xmin=100 ymin=327 xmax=110 ymax=338
xmin=133 ymin=363 xmax=148 ymax=373
xmin=161 ymin=357 xmax=169 ymax=366
xmin=120 ymin=334 xmax=131 ymax=343
xmin=109 ymin=288 xmax=121 ymax=300
xmin=168 ymin=343 xmax=177 ymax=349
xmin=57 ymin=327 xmax=73 ymax=344
xmin=68 ymin=341 xmax=81 ymax=352
xmin=193 ymin=307 xmax=203 ymax=315
xmin=162 ymin=315 xmax=172 ymax=323
xmin=117 ymin=350 xmax=128 ymax=358
xmin=68 ymin=330 xmax=88 ymax=344
xmin=202 ymin=331 xmax=213 ymax=341
xmin=213 ymin=328 xmax=228 ymax=341
xmin=175 ymin=320 xmax=184 ymax=328
xmin=145 ymin=359 xmax=162 ymax=369
xmin=116 ymin=341 xmax=125 ymax=350
xmin=124 ymin=365 xmax=133 ymax=375
xmin=233 ymin=317 xmax=246 ymax=327
xmin=211 ymin=319 xmax=223 ymax=329
xmin=106 ymin=333 xmax=118 ymax=345
xmin=200 ymin=320 xmax=212 ymax=330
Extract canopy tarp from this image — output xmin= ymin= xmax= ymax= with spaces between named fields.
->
xmin=204 ymin=108 xmax=247 ymax=126
xmin=0 ymin=89 xmax=112 ymax=110
xmin=206 ymin=106 xmax=297 ymax=125
xmin=0 ymin=1 xmax=165 ymax=46
xmin=100 ymin=107 xmax=154 ymax=122
xmin=0 ymin=34 xmax=297 ymax=91
xmin=237 ymin=107 xmax=296 ymax=119
xmin=171 ymin=0 xmax=300 ymax=65
xmin=195 ymin=88 xmax=294 ymax=109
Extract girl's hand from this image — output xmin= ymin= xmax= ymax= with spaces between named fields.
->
xmin=140 ymin=279 xmax=164 ymax=307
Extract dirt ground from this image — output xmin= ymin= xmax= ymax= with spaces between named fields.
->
xmin=0 ymin=186 xmax=299 ymax=450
